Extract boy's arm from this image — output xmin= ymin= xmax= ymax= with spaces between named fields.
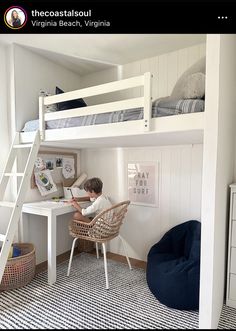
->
xmin=68 ymin=199 xmax=82 ymax=213
xmin=81 ymin=200 xmax=98 ymax=216
xmin=72 ymin=197 xmax=90 ymax=212
xmin=76 ymin=196 xmax=91 ymax=202
xmin=68 ymin=197 xmax=92 ymax=214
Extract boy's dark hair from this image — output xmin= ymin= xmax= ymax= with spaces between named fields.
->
xmin=83 ymin=177 xmax=103 ymax=194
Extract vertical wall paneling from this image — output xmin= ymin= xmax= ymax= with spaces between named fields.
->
xmin=167 ymin=52 xmax=178 ymax=95
xmin=158 ymin=54 xmax=168 ymax=97
xmin=177 ymin=48 xmax=188 ymax=79
xmin=116 ymin=148 xmax=127 ymax=202
xmin=169 ymin=148 xmax=181 ymax=226
xmin=187 ymin=44 xmax=201 ymax=68
xmin=190 ymin=144 xmax=203 ymax=219
xmin=81 ymin=144 xmax=203 ymax=261
xmin=159 ymin=148 xmax=171 ymax=237
xmin=79 ymin=41 xmax=206 ymax=261
xmin=179 ymin=146 xmax=192 ymax=222
xmin=81 ymin=43 xmax=206 ymax=102
xmin=140 ymin=56 xmax=159 ymax=100
xmin=122 ymin=60 xmax=141 ymax=99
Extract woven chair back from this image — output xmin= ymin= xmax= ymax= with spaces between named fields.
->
xmin=69 ymin=200 xmax=130 ymax=243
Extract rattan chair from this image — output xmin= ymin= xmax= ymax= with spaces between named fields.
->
xmin=67 ymin=200 xmax=132 ymax=289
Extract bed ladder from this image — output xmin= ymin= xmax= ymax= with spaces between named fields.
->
xmin=0 ymin=130 xmax=41 ymax=284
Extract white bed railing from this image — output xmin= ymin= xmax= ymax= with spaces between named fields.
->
xmin=39 ymin=72 xmax=152 ymax=141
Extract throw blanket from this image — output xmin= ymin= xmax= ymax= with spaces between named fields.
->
xmin=152 ymin=98 xmax=204 ymax=117
xmin=22 ymin=98 xmax=204 ymax=132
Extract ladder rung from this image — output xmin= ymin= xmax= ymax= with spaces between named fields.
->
xmin=13 ymin=144 xmax=32 ymax=149
xmin=4 ymin=173 xmax=24 ymax=177
xmin=0 ymin=131 xmax=40 ymax=285
xmin=0 ymin=234 xmax=6 ymax=242
xmin=0 ymin=202 xmax=15 ymax=208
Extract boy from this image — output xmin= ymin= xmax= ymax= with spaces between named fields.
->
xmin=69 ymin=177 xmax=112 ymax=222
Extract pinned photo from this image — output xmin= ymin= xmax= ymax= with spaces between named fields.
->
xmin=45 ymin=160 xmax=54 ymax=170
xmin=56 ymin=158 xmax=63 ymax=168
xmin=34 ymin=157 xmax=46 ymax=171
xmin=4 ymin=6 xmax=27 ymax=30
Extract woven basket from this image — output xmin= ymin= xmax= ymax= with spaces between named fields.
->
xmin=0 ymin=243 xmax=36 ymax=291
xmin=78 ymin=239 xmax=94 ymax=253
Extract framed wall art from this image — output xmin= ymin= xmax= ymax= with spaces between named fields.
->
xmin=127 ymin=161 xmax=158 ymax=207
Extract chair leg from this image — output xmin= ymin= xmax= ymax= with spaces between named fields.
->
xmin=119 ymin=235 xmax=132 ymax=270
xmin=102 ymin=243 xmax=109 ymax=290
xmin=101 ymin=243 xmax=104 ymax=256
xmin=67 ymin=237 xmax=79 ymax=276
xmin=95 ymin=242 xmax=99 ymax=259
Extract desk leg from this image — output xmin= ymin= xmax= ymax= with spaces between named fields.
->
xmin=19 ymin=213 xmax=29 ymax=243
xmin=48 ymin=213 xmax=56 ymax=285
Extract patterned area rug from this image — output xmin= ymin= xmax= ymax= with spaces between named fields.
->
xmin=0 ymin=253 xmax=200 ymax=329
xmin=218 ymin=305 xmax=236 ymax=329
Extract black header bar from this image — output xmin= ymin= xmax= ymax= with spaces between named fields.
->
xmin=0 ymin=1 xmax=235 ymax=33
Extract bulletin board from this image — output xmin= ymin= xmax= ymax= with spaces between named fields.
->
xmin=31 ymin=150 xmax=78 ymax=189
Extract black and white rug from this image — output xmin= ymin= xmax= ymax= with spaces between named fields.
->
xmin=218 ymin=305 xmax=236 ymax=329
xmin=0 ymin=253 xmax=230 ymax=329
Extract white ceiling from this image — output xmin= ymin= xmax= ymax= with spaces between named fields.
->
xmin=0 ymin=34 xmax=206 ymax=75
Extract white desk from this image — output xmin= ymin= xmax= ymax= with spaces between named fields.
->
xmin=21 ymin=200 xmax=89 ymax=285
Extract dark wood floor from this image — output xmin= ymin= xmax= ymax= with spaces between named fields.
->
xmin=35 ymin=248 xmax=146 ymax=275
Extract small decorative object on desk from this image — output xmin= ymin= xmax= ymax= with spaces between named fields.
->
xmin=72 ymin=173 xmax=88 ymax=188
xmin=63 ymin=187 xmax=87 ymax=199
xmin=52 ymin=196 xmax=64 ymax=202
xmin=0 ymin=243 xmax=36 ymax=291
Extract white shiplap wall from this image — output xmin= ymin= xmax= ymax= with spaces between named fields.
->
xmin=81 ymin=43 xmax=206 ymax=103
xmin=79 ymin=43 xmax=206 ymax=261
xmin=81 ymin=144 xmax=203 ymax=261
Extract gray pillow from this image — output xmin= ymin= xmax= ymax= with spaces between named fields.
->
xmin=171 ymin=57 xmax=206 ymax=99
xmin=182 ymin=72 xmax=205 ymax=99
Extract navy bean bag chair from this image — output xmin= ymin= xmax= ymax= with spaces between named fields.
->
xmin=146 ymin=220 xmax=201 ymax=310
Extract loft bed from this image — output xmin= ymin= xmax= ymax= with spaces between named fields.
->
xmin=19 ymin=72 xmax=205 ymax=148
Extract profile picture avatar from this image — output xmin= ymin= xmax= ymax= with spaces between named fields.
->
xmin=4 ymin=6 xmax=27 ymax=29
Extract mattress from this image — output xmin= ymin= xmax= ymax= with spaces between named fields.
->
xmin=22 ymin=98 xmax=205 ymax=132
